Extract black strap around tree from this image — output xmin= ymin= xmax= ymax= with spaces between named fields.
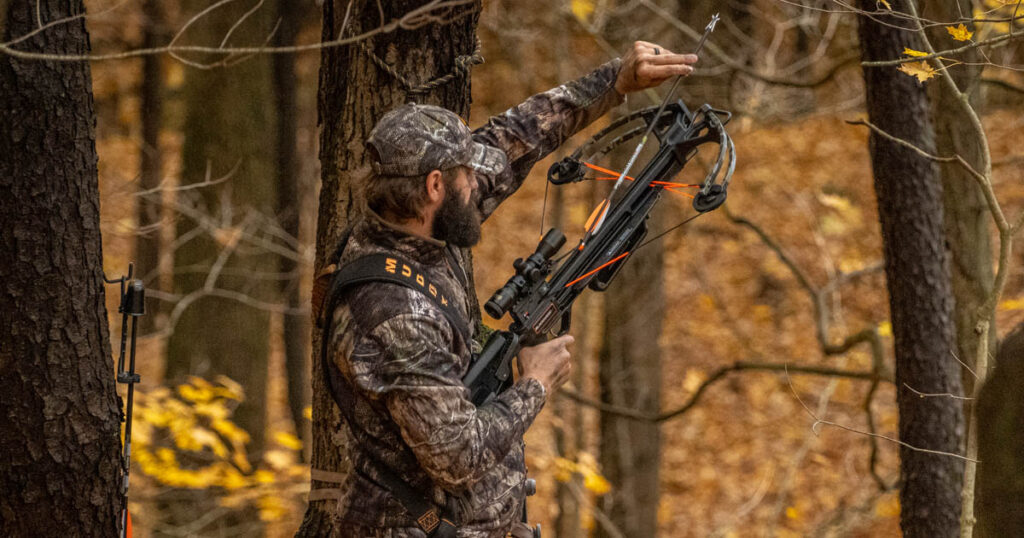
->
xmin=319 ymin=247 xmax=468 ymax=536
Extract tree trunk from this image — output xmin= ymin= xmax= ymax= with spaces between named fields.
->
xmin=858 ymin=2 xmax=965 ymax=536
xmin=296 ymin=2 xmax=479 ymax=535
xmin=136 ymin=0 xmax=165 ymax=335
xmin=0 ymin=1 xmax=123 ymax=536
xmin=165 ymin=0 xmax=277 ymax=453
xmin=273 ymin=0 xmax=312 ymax=462
xmin=597 ymin=137 xmax=664 ymax=538
xmin=924 ymin=0 xmax=994 ymax=397
xmin=976 ymin=324 xmax=1024 ymax=537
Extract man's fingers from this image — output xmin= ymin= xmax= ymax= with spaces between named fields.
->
xmin=642 ymin=52 xmax=698 ymax=65
xmin=638 ymin=63 xmax=694 ymax=80
xmin=550 ymin=334 xmax=575 ymax=348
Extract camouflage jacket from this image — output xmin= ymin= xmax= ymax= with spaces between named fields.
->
xmin=328 ymin=59 xmax=624 ymax=537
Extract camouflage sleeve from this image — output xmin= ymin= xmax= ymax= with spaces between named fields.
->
xmin=472 ymin=58 xmax=624 ymax=219
xmin=360 ymin=312 xmax=546 ymax=491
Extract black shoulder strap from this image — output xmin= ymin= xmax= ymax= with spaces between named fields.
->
xmin=326 ymin=253 xmax=471 ymax=344
xmin=317 ymin=248 xmax=463 ymax=536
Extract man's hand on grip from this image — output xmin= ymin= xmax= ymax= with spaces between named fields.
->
xmin=518 ymin=335 xmax=574 ymax=395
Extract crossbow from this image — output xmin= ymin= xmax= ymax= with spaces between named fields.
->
xmin=463 ymin=97 xmax=736 ymax=406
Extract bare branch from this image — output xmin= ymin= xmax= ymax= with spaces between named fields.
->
xmin=785 ymin=368 xmax=977 ymax=463
xmin=903 ymin=383 xmax=973 ymax=401
xmin=0 ymin=0 xmax=477 ymax=63
xmin=558 ymin=361 xmax=887 ymax=423
xmin=846 ymin=118 xmax=987 ymax=184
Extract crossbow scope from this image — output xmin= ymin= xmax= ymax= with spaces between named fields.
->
xmin=485 ymin=228 xmax=566 ymax=319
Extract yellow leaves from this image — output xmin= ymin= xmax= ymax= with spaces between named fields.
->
xmin=179 ymin=376 xmax=243 ymax=404
xmin=683 ymin=369 xmax=707 ymax=393
xmin=570 ymin=0 xmax=594 ymax=21
xmin=785 ymin=506 xmax=800 ymax=520
xmin=898 ymin=61 xmax=937 ymax=83
xmin=274 ymin=431 xmax=303 ymax=451
xmin=258 ymin=495 xmax=289 ymax=522
xmin=877 ymin=0 xmax=892 ymax=9
xmin=878 ymin=321 xmax=892 ymax=338
xmin=999 ymin=297 xmax=1024 ymax=311
xmin=263 ymin=449 xmax=294 ymax=471
xmin=875 ymin=492 xmax=901 ymax=517
xmin=903 ymin=47 xmax=928 ymax=57
xmin=946 ymin=23 xmax=974 ymax=41
xmin=212 ymin=418 xmax=251 ymax=445
xmin=552 ymin=452 xmax=612 ymax=496
xmin=131 ymin=375 xmax=310 ymax=529
xmin=303 ymin=405 xmax=313 ymax=420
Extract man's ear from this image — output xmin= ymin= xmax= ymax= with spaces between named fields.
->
xmin=425 ymin=169 xmax=445 ymax=204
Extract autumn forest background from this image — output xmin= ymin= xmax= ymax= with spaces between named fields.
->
xmin=1 ymin=0 xmax=1023 ymax=536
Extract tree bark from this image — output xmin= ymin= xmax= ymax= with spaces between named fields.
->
xmin=0 ymin=1 xmax=123 ymax=536
xmin=273 ymin=0 xmax=313 ymax=463
xmin=924 ymin=1 xmax=994 ymax=397
xmin=165 ymin=0 xmax=277 ymax=453
xmin=296 ymin=2 xmax=479 ymax=535
xmin=597 ymin=135 xmax=664 ymax=538
xmin=976 ymin=324 xmax=1024 ymax=537
xmin=858 ymin=2 xmax=965 ymax=536
xmin=136 ymin=0 xmax=165 ymax=335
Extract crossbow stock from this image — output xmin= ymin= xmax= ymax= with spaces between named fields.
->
xmin=464 ymin=99 xmax=736 ymax=406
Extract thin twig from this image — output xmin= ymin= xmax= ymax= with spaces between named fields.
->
xmin=785 ymin=368 xmax=977 ymax=463
xmin=0 ymin=0 xmax=476 ymax=63
xmin=903 ymin=383 xmax=973 ymax=401
xmin=559 ymin=361 xmax=887 ymax=423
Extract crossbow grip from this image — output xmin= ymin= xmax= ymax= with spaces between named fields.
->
xmin=464 ymin=331 xmax=520 ymax=407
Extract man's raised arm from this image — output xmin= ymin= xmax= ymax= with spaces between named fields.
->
xmin=472 ymin=41 xmax=698 ymax=219
xmin=471 ymin=59 xmax=623 ymax=219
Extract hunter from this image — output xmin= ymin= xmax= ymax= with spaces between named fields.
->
xmin=320 ymin=41 xmax=697 ymax=537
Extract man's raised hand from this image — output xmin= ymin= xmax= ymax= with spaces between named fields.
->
xmin=614 ymin=41 xmax=698 ymax=95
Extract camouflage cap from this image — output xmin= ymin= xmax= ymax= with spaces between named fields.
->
xmin=366 ymin=103 xmax=507 ymax=178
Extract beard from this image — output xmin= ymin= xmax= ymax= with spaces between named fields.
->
xmin=432 ymin=186 xmax=482 ymax=248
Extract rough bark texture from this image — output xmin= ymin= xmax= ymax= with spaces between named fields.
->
xmin=136 ymin=0 xmax=165 ymax=335
xmin=925 ymin=0 xmax=994 ymax=397
xmin=0 ymin=1 xmax=123 ymax=535
xmin=976 ymin=324 xmax=1024 ymax=537
xmin=597 ymin=162 xmax=664 ymax=538
xmin=296 ymin=2 xmax=479 ymax=535
xmin=858 ymin=2 xmax=965 ymax=536
xmin=273 ymin=0 xmax=311 ymax=462
xmin=165 ymin=0 xmax=277 ymax=452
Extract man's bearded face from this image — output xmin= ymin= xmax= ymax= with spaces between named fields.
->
xmin=432 ymin=172 xmax=482 ymax=248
